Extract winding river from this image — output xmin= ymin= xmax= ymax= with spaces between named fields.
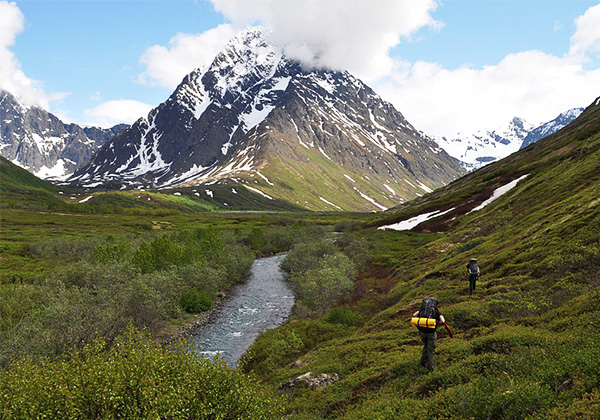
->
xmin=189 ymin=254 xmax=294 ymax=366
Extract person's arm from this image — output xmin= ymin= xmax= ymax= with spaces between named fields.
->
xmin=439 ymin=314 xmax=446 ymax=324
xmin=413 ymin=311 xmax=419 ymax=317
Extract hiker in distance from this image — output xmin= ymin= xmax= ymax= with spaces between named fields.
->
xmin=466 ymin=258 xmax=480 ymax=295
xmin=412 ymin=297 xmax=446 ymax=373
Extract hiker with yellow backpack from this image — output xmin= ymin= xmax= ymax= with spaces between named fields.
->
xmin=411 ymin=297 xmax=452 ymax=373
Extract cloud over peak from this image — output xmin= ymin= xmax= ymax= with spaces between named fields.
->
xmin=211 ymin=0 xmax=440 ymax=80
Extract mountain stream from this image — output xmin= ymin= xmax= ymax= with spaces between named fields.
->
xmin=189 ymin=254 xmax=294 ymax=367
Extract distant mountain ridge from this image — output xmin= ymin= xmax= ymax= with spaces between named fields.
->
xmin=0 ymin=90 xmax=127 ymax=180
xmin=68 ymin=27 xmax=465 ymax=211
xmin=431 ymin=108 xmax=584 ymax=170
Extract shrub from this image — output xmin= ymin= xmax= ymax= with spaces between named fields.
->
xmin=281 ymin=239 xmax=337 ymax=274
xmin=91 ymin=240 xmax=133 ymax=264
xmin=132 ymin=235 xmax=184 ymax=274
xmin=247 ymin=227 xmax=266 ymax=254
xmin=239 ymin=329 xmax=304 ymax=375
xmin=0 ymin=330 xmax=282 ymax=419
xmin=328 ymin=305 xmax=360 ymax=326
xmin=30 ymin=236 xmax=105 ymax=262
xmin=180 ymin=289 xmax=213 ymax=313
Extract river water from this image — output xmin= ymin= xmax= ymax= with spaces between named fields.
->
xmin=189 ymin=254 xmax=294 ymax=367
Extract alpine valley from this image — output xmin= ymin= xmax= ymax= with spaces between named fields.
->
xmin=66 ymin=28 xmax=465 ymax=212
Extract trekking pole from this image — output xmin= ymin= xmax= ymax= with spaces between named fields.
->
xmin=441 ymin=321 xmax=454 ymax=338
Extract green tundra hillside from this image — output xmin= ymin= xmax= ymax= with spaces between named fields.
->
xmin=240 ymin=97 xmax=600 ymax=419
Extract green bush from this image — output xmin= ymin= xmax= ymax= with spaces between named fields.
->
xmin=328 ymin=305 xmax=361 ymax=326
xmin=0 ymin=330 xmax=282 ymax=419
xmin=180 ymin=289 xmax=213 ymax=313
xmin=281 ymin=239 xmax=337 ymax=274
xmin=240 ymin=329 xmax=304 ymax=375
xmin=290 ymin=253 xmax=356 ymax=315
xmin=132 ymin=235 xmax=184 ymax=274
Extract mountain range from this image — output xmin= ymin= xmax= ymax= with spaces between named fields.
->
xmin=431 ymin=108 xmax=583 ymax=170
xmin=0 ymin=90 xmax=126 ymax=180
xmin=0 ymin=27 xmax=586 ymax=211
xmin=65 ymin=28 xmax=464 ymax=211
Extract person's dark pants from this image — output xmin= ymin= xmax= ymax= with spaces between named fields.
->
xmin=419 ymin=330 xmax=437 ymax=372
xmin=469 ymin=274 xmax=477 ymax=295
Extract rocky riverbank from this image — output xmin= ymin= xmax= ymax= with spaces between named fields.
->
xmin=160 ymin=296 xmax=228 ymax=345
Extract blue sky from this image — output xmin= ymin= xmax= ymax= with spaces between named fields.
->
xmin=2 ymin=0 xmax=600 ymax=136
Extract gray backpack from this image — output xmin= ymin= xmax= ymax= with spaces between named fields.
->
xmin=468 ymin=259 xmax=479 ymax=275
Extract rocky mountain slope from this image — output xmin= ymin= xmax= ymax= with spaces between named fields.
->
xmin=0 ymin=90 xmax=126 ymax=180
xmin=432 ymin=108 xmax=583 ymax=170
xmin=68 ymin=28 xmax=464 ymax=211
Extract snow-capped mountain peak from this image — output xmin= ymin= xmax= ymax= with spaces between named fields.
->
xmin=432 ymin=108 xmax=583 ymax=170
xmin=0 ymin=90 xmax=126 ymax=180
xmin=68 ymin=27 xmax=465 ymax=210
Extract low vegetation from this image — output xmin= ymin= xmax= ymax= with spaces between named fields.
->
xmin=0 ymin=329 xmax=282 ymax=419
xmin=237 ymin=103 xmax=600 ymax=419
xmin=1 ymin=104 xmax=599 ymax=418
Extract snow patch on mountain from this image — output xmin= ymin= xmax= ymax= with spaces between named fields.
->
xmin=244 ymin=184 xmax=273 ymax=199
xmin=470 ymin=174 xmax=529 ymax=213
xmin=319 ymin=196 xmax=342 ymax=210
xmin=379 ymin=207 xmax=455 ymax=231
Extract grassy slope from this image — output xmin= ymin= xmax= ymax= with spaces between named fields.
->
xmin=249 ymin=101 xmax=600 ymax=418
xmin=0 ymin=155 xmax=303 ymax=213
xmin=0 ymin=157 xmax=64 ymax=208
xmin=242 ymin=127 xmax=438 ymax=212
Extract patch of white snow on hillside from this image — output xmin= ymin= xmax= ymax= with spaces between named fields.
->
xmin=257 ymin=171 xmax=274 ymax=185
xmin=319 ymin=146 xmax=333 ymax=161
xmin=379 ymin=207 xmax=455 ymax=231
xmin=316 ymin=77 xmax=335 ymax=94
xmin=405 ymin=179 xmax=417 ymax=189
xmin=369 ymin=109 xmax=389 ymax=133
xmin=354 ymin=187 xmax=387 ymax=211
xmin=205 ymin=189 xmax=214 ymax=198
xmin=241 ymin=77 xmax=290 ymax=131
xmin=193 ymin=90 xmax=211 ymax=119
xmin=344 ymin=174 xmax=356 ymax=183
xmin=470 ymin=174 xmax=529 ymax=213
xmin=319 ymin=197 xmax=342 ymax=210
xmin=290 ymin=118 xmax=310 ymax=149
xmin=418 ymin=182 xmax=433 ymax=193
xmin=244 ymin=185 xmax=273 ymax=200
xmin=162 ymin=163 xmax=213 ymax=187
xmin=35 ymin=159 xmax=70 ymax=180
xmin=79 ymin=195 xmax=94 ymax=203
xmin=384 ymin=184 xmax=396 ymax=195
xmin=242 ymin=103 xmax=275 ymax=131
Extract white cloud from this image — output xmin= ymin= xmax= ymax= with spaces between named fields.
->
xmin=83 ymin=99 xmax=152 ymax=128
xmin=375 ymin=51 xmax=600 ymax=136
xmin=372 ymin=4 xmax=600 ymax=136
xmin=0 ymin=1 xmax=49 ymax=109
xmin=138 ymin=24 xmax=237 ymax=89
xmin=206 ymin=0 xmax=600 ymax=136
xmin=569 ymin=3 xmax=600 ymax=59
xmin=210 ymin=0 xmax=440 ymax=80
